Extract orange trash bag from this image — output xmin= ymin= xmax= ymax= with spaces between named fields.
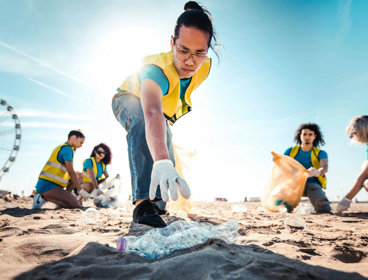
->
xmin=167 ymin=145 xmax=194 ymax=215
xmin=261 ymin=151 xmax=309 ymax=213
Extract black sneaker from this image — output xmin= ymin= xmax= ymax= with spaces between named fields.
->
xmin=152 ymin=198 xmax=168 ymax=215
xmin=133 ymin=200 xmax=167 ymax=228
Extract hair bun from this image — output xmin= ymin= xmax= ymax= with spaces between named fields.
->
xmin=184 ymin=1 xmax=204 ymax=12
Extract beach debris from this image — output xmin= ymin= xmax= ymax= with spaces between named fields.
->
xmin=175 ymin=209 xmax=189 ymax=220
xmin=80 ymin=208 xmax=99 ymax=224
xmin=116 ymin=220 xmax=239 ymax=259
xmin=232 ymin=204 xmax=248 ymax=213
xmin=294 ymin=203 xmax=315 ymax=215
xmin=284 ymin=215 xmax=306 ymax=232
xmin=93 ymin=174 xmax=125 ymax=208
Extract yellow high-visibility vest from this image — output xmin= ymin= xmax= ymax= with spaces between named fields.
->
xmin=82 ymin=157 xmax=106 ymax=183
xmin=39 ymin=144 xmax=73 ymax=188
xmin=117 ymin=51 xmax=211 ymax=125
xmin=289 ymin=145 xmax=327 ymax=189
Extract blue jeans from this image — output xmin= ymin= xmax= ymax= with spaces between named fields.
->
xmin=304 ymin=182 xmax=331 ymax=212
xmin=112 ymin=93 xmax=175 ymax=203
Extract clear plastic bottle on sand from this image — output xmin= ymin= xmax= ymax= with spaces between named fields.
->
xmin=80 ymin=208 xmax=99 ymax=224
xmin=293 ymin=203 xmax=314 ymax=215
xmin=284 ymin=215 xmax=306 ymax=231
xmin=116 ymin=220 xmax=239 ymax=259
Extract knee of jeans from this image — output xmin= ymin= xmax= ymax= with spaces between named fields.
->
xmin=315 ymin=199 xmax=330 ymax=210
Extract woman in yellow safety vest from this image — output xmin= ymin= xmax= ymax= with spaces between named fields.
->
xmin=80 ymin=143 xmax=111 ymax=197
xmin=337 ymin=115 xmax=368 ymax=213
xmin=112 ymin=1 xmax=219 ymax=227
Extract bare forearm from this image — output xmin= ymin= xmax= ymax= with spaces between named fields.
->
xmin=346 ymin=173 xmax=368 ymax=199
xmin=69 ymin=172 xmax=81 ymax=191
xmin=145 ymin=111 xmax=170 ymax=162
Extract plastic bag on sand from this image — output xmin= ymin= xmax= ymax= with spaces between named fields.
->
xmin=261 ymin=151 xmax=309 ymax=213
xmin=168 ymin=145 xmax=194 ymax=215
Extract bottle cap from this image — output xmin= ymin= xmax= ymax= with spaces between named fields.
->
xmin=117 ymin=237 xmax=128 ymax=252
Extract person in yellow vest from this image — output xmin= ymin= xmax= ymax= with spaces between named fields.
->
xmin=33 ymin=130 xmax=87 ymax=209
xmin=112 ymin=1 xmax=218 ymax=227
xmin=284 ymin=123 xmax=331 ymax=213
xmin=337 ymin=115 xmax=368 ymax=213
xmin=80 ymin=143 xmax=111 ymax=198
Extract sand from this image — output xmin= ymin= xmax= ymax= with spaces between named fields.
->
xmin=0 ymin=195 xmax=367 ymax=280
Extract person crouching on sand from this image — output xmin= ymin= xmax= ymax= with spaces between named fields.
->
xmin=80 ymin=143 xmax=111 ymax=199
xmin=33 ymin=130 xmax=87 ymax=209
xmin=337 ymin=115 xmax=368 ymax=213
xmin=284 ymin=123 xmax=331 ymax=213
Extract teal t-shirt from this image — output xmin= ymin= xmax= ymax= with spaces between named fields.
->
xmin=284 ymin=147 xmax=328 ymax=185
xmin=83 ymin=158 xmax=104 ymax=180
xmin=139 ymin=65 xmax=191 ymax=99
xmin=366 ymin=142 xmax=368 ymax=160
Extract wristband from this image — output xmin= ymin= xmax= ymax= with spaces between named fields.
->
xmin=153 ymin=159 xmax=173 ymax=167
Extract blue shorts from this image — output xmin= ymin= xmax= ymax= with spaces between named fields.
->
xmin=35 ymin=178 xmax=62 ymax=193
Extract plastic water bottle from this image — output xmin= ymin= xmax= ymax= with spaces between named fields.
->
xmin=284 ymin=215 xmax=306 ymax=231
xmin=80 ymin=208 xmax=99 ymax=224
xmin=294 ymin=203 xmax=314 ymax=215
xmin=116 ymin=220 xmax=239 ymax=259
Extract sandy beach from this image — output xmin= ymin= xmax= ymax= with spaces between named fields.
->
xmin=0 ymin=195 xmax=367 ymax=280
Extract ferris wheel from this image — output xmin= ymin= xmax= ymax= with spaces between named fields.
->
xmin=0 ymin=99 xmax=21 ymax=181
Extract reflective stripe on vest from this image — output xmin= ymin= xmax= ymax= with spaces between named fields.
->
xmin=117 ymin=51 xmax=211 ymax=125
xmin=82 ymin=157 xmax=106 ymax=183
xmin=39 ymin=143 xmax=72 ymax=188
xmin=289 ymin=145 xmax=327 ymax=189
xmin=39 ymin=171 xmax=69 ymax=185
xmin=45 ymin=161 xmax=68 ymax=173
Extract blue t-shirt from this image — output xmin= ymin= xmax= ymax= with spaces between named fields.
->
xmin=36 ymin=145 xmax=74 ymax=193
xmin=83 ymin=158 xmax=104 ymax=180
xmin=284 ymin=147 xmax=328 ymax=185
xmin=139 ymin=65 xmax=191 ymax=99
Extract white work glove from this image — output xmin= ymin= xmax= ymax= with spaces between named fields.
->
xmin=308 ymin=167 xmax=321 ymax=177
xmin=149 ymin=159 xmax=191 ymax=202
xmin=90 ymin=188 xmax=103 ymax=198
xmin=336 ymin=197 xmax=351 ymax=213
xmin=79 ymin=189 xmax=89 ymax=200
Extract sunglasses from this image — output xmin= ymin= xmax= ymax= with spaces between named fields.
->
xmin=96 ymin=150 xmax=105 ymax=156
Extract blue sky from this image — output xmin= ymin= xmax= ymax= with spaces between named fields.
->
xmin=0 ymin=0 xmax=367 ymax=202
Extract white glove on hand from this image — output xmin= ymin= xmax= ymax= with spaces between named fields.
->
xmin=79 ymin=189 xmax=89 ymax=200
xmin=308 ymin=167 xmax=321 ymax=177
xmin=90 ymin=188 xmax=103 ymax=198
xmin=149 ymin=159 xmax=191 ymax=202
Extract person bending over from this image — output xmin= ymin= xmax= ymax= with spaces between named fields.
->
xmin=337 ymin=115 xmax=368 ymax=213
xmin=112 ymin=1 xmax=218 ymax=227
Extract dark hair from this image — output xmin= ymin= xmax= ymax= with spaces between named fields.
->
xmin=90 ymin=143 xmax=112 ymax=165
xmin=173 ymin=1 xmax=219 ymax=59
xmin=68 ymin=129 xmax=85 ymax=139
xmin=294 ymin=123 xmax=325 ymax=147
